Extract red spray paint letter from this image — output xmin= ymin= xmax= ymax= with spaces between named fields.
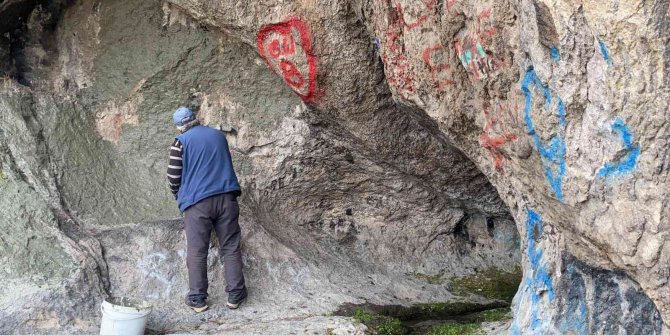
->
xmin=257 ymin=18 xmax=317 ymax=102
xmin=479 ymin=101 xmax=520 ymax=170
xmin=422 ymin=43 xmax=454 ymax=89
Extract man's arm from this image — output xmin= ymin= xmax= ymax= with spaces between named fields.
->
xmin=167 ymin=138 xmax=183 ymax=198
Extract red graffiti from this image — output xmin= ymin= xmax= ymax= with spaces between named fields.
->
xmin=422 ymin=43 xmax=454 ymax=89
xmin=445 ymin=0 xmax=461 ymax=10
xmin=268 ymin=34 xmax=295 ymax=58
xmin=476 ymin=9 xmax=496 ymax=39
xmin=455 ymin=8 xmax=502 ymax=81
xmin=381 ymin=0 xmax=457 ymax=96
xmin=257 ymin=18 xmax=317 ymax=102
xmin=380 ymin=3 xmax=416 ymax=97
xmin=279 ymin=60 xmax=304 ymax=87
xmin=393 ymin=0 xmax=437 ymax=30
xmin=479 ymin=101 xmax=520 ymax=170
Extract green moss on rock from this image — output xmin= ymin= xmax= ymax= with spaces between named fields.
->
xmin=417 ymin=301 xmax=484 ymax=315
xmin=338 ymin=303 xmax=511 ymax=335
xmin=353 ymin=308 xmax=377 ymax=323
xmin=450 ymin=267 xmax=522 ymax=302
xmin=473 ymin=307 xmax=512 ymax=322
xmin=336 ymin=300 xmax=507 ymax=324
xmin=352 ymin=308 xmax=407 ymax=335
xmin=430 ymin=322 xmax=482 ymax=335
xmin=428 ymin=308 xmax=511 ymax=335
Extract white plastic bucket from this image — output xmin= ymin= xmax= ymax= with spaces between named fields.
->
xmin=100 ymin=297 xmax=153 ymax=335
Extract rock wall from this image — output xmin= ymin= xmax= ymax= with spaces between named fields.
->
xmin=160 ymin=0 xmax=669 ymax=332
xmin=0 ymin=0 xmax=667 ymax=334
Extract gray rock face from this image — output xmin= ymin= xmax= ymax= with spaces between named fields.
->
xmin=0 ymin=0 xmax=667 ymax=334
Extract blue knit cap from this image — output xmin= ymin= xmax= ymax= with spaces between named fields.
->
xmin=173 ymin=107 xmax=195 ymax=126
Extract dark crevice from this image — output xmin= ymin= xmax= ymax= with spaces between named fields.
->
xmin=0 ymin=0 xmax=38 ymax=34
xmin=486 ymin=217 xmax=495 ymax=237
xmin=2 ymin=0 xmax=70 ymax=84
xmin=452 ymin=213 xmax=470 ymax=241
xmin=8 ymin=26 xmax=29 ymax=85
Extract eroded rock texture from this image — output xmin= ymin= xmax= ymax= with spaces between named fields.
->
xmin=0 ymin=0 xmax=667 ymax=334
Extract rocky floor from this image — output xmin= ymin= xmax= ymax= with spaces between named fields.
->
xmin=94 ymin=219 xmax=513 ymax=334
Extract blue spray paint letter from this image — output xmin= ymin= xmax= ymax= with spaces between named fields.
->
xmin=511 ymin=209 xmax=555 ymax=334
xmin=521 ymin=68 xmax=567 ymax=202
xmin=596 ymin=117 xmax=640 ymax=179
xmin=526 ymin=210 xmax=555 ymax=328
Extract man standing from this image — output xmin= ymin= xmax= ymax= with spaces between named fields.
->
xmin=167 ymin=106 xmax=247 ymax=313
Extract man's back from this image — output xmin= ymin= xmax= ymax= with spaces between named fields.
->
xmin=176 ymin=125 xmax=240 ymax=212
xmin=168 ymin=108 xmax=247 ymax=313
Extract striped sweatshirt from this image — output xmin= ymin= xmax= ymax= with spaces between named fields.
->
xmin=167 ymin=138 xmax=183 ymax=197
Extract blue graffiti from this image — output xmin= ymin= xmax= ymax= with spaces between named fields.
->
xmin=526 ymin=209 xmax=555 ymax=330
xmin=463 ymin=50 xmax=472 ymax=65
xmin=511 ymin=209 xmax=555 ymax=334
xmin=597 ymin=117 xmax=640 ymax=179
xmin=550 ymin=47 xmax=560 ymax=62
xmin=521 ymin=68 xmax=567 ymax=202
xmin=598 ymin=39 xmax=613 ymax=65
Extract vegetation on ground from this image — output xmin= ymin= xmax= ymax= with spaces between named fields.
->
xmin=449 ymin=267 xmax=522 ymax=302
xmin=430 ymin=322 xmax=482 ymax=335
xmin=337 ymin=304 xmax=511 ymax=335
xmin=473 ymin=307 xmax=511 ymax=322
xmin=429 ymin=307 xmax=511 ymax=335
xmin=416 ymin=301 xmax=484 ymax=315
xmin=352 ymin=308 xmax=407 ymax=335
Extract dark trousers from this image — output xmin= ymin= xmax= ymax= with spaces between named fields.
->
xmin=184 ymin=192 xmax=245 ymax=297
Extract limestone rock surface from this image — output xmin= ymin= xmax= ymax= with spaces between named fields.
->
xmin=0 ymin=0 xmax=667 ymax=334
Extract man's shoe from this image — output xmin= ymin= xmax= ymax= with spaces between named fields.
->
xmin=185 ymin=295 xmax=208 ymax=313
xmin=227 ymin=288 xmax=247 ymax=309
